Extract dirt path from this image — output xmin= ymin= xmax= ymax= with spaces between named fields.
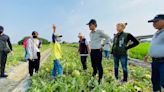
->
xmin=128 ymin=58 xmax=151 ymax=70
xmin=0 ymin=49 xmax=51 ymax=92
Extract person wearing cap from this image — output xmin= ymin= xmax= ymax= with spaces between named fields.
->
xmin=0 ymin=26 xmax=13 ymax=78
xmin=78 ymin=33 xmax=90 ymax=70
xmin=87 ymin=19 xmax=110 ymax=83
xmin=111 ymin=22 xmax=139 ymax=82
xmin=51 ymin=24 xmax=63 ymax=79
xmin=147 ymin=14 xmax=164 ymax=92
xmin=27 ymin=31 xmax=41 ymax=76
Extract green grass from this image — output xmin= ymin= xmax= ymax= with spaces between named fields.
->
xmin=28 ymin=45 xmax=152 ymax=92
xmin=129 ymin=42 xmax=150 ymax=60
xmin=64 ymin=42 xmax=151 ymax=61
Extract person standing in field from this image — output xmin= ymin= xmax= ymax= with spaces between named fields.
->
xmin=23 ymin=37 xmax=29 ymax=62
xmin=87 ymin=19 xmax=110 ymax=84
xmin=27 ymin=31 xmax=41 ymax=76
xmin=78 ymin=33 xmax=90 ymax=70
xmin=111 ymin=22 xmax=139 ymax=82
xmin=0 ymin=26 xmax=13 ymax=78
xmin=102 ymin=39 xmax=111 ymax=59
xmin=146 ymin=14 xmax=164 ymax=92
xmin=51 ymin=24 xmax=63 ymax=79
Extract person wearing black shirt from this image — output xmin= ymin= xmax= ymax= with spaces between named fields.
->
xmin=111 ymin=23 xmax=139 ymax=82
xmin=0 ymin=26 xmax=13 ymax=78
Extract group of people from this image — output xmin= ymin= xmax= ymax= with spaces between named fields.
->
xmin=77 ymin=14 xmax=164 ymax=91
xmin=0 ymin=14 xmax=164 ymax=92
xmin=77 ymin=19 xmax=139 ymax=83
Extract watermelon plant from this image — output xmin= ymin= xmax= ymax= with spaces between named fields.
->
xmin=28 ymin=45 xmax=152 ymax=92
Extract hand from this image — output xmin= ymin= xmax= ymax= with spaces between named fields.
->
xmin=53 ymin=24 xmax=56 ymax=29
xmin=88 ymin=50 xmax=91 ymax=54
xmin=10 ymin=51 xmax=14 ymax=55
xmin=144 ymin=55 xmax=149 ymax=62
xmin=29 ymin=56 xmax=32 ymax=61
xmin=53 ymin=24 xmax=56 ymax=32
xmin=100 ymin=48 xmax=103 ymax=52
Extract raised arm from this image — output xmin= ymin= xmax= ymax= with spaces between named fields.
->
xmin=53 ymin=24 xmax=56 ymax=33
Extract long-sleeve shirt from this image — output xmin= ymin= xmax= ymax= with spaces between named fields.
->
xmin=27 ymin=38 xmax=40 ymax=59
xmin=0 ymin=34 xmax=12 ymax=51
xmin=126 ymin=34 xmax=139 ymax=50
xmin=111 ymin=33 xmax=139 ymax=54
xmin=149 ymin=28 xmax=164 ymax=58
xmin=90 ymin=29 xmax=110 ymax=49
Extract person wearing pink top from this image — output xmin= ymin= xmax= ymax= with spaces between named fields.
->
xmin=23 ymin=37 xmax=28 ymax=62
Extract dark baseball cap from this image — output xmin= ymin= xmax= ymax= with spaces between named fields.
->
xmin=55 ymin=34 xmax=62 ymax=38
xmin=148 ymin=14 xmax=164 ymax=23
xmin=86 ymin=19 xmax=97 ymax=25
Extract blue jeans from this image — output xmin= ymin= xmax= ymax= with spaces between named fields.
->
xmin=104 ymin=50 xmax=110 ymax=59
xmin=151 ymin=61 xmax=164 ymax=92
xmin=113 ymin=54 xmax=128 ymax=81
xmin=52 ymin=59 xmax=63 ymax=78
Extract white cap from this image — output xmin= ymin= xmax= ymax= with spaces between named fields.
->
xmin=78 ymin=32 xmax=84 ymax=37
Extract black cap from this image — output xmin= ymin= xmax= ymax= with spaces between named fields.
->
xmin=148 ymin=14 xmax=164 ymax=23
xmin=0 ymin=26 xmax=4 ymax=32
xmin=55 ymin=34 xmax=62 ymax=38
xmin=86 ymin=19 xmax=97 ymax=25
xmin=58 ymin=35 xmax=63 ymax=37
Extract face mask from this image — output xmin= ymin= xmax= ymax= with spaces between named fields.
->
xmin=33 ymin=36 xmax=37 ymax=38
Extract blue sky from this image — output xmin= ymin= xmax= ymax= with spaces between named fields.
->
xmin=0 ymin=0 xmax=164 ymax=43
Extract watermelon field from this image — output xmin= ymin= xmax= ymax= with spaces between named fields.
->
xmin=129 ymin=42 xmax=151 ymax=60
xmin=27 ymin=44 xmax=152 ymax=92
xmin=1 ymin=0 xmax=163 ymax=92
xmin=0 ymin=42 xmax=153 ymax=92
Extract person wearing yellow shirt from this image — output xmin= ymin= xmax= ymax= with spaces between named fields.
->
xmin=51 ymin=24 xmax=63 ymax=79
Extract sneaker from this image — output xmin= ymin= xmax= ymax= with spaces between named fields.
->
xmin=121 ymin=79 xmax=127 ymax=83
xmin=1 ymin=74 xmax=8 ymax=78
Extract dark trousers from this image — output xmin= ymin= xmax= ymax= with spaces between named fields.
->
xmin=28 ymin=52 xmax=41 ymax=76
xmin=90 ymin=49 xmax=103 ymax=82
xmin=0 ymin=51 xmax=7 ymax=76
xmin=151 ymin=61 xmax=164 ymax=92
xmin=113 ymin=54 xmax=128 ymax=81
xmin=80 ymin=56 xmax=87 ymax=70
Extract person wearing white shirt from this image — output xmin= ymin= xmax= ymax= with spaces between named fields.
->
xmin=102 ymin=39 xmax=111 ymax=59
xmin=87 ymin=19 xmax=110 ymax=84
xmin=27 ymin=31 xmax=41 ymax=76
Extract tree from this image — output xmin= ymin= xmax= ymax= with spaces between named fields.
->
xmin=18 ymin=36 xmax=50 ymax=45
